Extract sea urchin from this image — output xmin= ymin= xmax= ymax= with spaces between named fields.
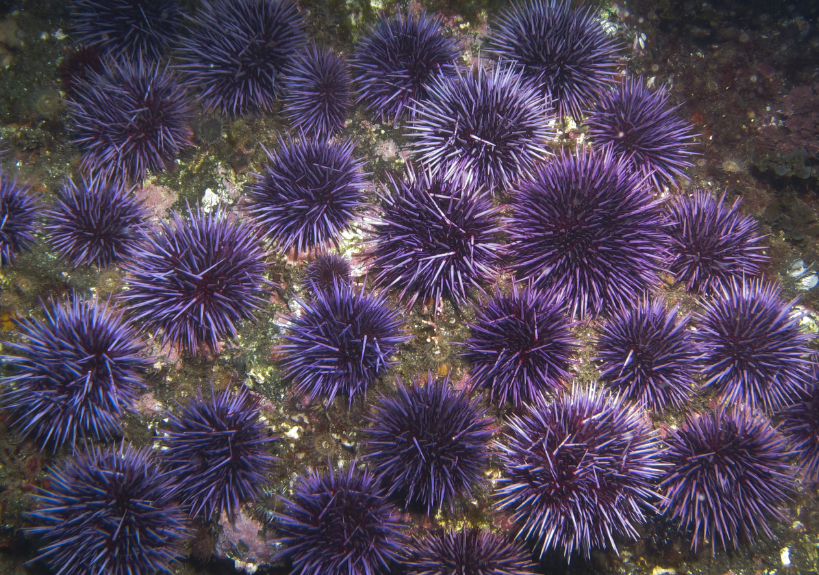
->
xmin=0 ymin=171 xmax=37 ymax=267
xmin=778 ymin=374 xmax=819 ymax=483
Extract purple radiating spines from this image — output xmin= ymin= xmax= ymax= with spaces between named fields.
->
xmin=0 ymin=171 xmax=37 ymax=266
xmin=778 ymin=373 xmax=819 ymax=483
xmin=304 ymin=251 xmax=352 ymax=294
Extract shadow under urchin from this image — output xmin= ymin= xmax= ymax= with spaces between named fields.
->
xmin=367 ymin=165 xmax=505 ymax=311
xmin=409 ymin=61 xmax=554 ymax=194
xmin=0 ymin=170 xmax=37 ymax=266
xmin=177 ymin=0 xmax=307 ymax=116
xmin=28 ymin=444 xmax=189 ymax=575
xmin=660 ymin=406 xmax=796 ymax=554
xmin=507 ymin=147 xmax=667 ymax=319
xmin=351 ymin=9 xmax=459 ymax=123
xmin=120 ymin=206 xmax=270 ymax=354
xmin=486 ymin=0 xmax=623 ymax=120
xmin=0 ymin=296 xmax=148 ymax=450
xmin=247 ymin=136 xmax=368 ymax=253
xmin=159 ymin=385 xmax=276 ymax=520
xmin=361 ymin=373 xmax=494 ymax=513
xmin=495 ymin=386 xmax=665 ymax=560
xmin=462 ymin=282 xmax=577 ymax=406
xmin=68 ymin=56 xmax=192 ymax=186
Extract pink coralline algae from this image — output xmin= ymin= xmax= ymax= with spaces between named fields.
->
xmin=758 ymin=83 xmax=819 ymax=159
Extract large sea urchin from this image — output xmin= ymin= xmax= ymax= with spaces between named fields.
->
xmin=178 ymin=0 xmax=307 ymax=116
xmin=462 ymin=283 xmax=577 ymax=406
xmin=661 ymin=407 xmax=796 ymax=553
xmin=666 ymin=190 xmax=768 ymax=293
xmin=272 ymin=464 xmax=404 ymax=575
xmin=0 ymin=296 xmax=148 ymax=450
xmin=409 ymin=62 xmax=554 ymax=194
xmin=121 ymin=206 xmax=270 ymax=353
xmin=695 ymin=278 xmax=813 ymax=412
xmin=507 ymin=147 xmax=667 ymax=319
xmin=486 ymin=0 xmax=623 ymax=120
xmin=362 ymin=374 xmax=494 ymax=513
xmin=352 ymin=10 xmax=459 ymax=122
xmin=159 ymin=385 xmax=276 ymax=519
xmin=367 ymin=166 xmax=504 ymax=311
xmin=0 ymin=171 xmax=37 ymax=266
xmin=495 ymin=387 xmax=665 ymax=559
xmin=29 ymin=444 xmax=189 ymax=575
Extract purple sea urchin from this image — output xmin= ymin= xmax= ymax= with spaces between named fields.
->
xmin=352 ymin=10 xmax=459 ymax=122
xmin=304 ymin=251 xmax=352 ymax=293
xmin=666 ymin=190 xmax=768 ymax=293
xmin=361 ymin=373 xmax=494 ymax=513
xmin=277 ymin=282 xmax=407 ymax=404
xmin=778 ymin=376 xmax=819 ymax=483
xmin=586 ymin=76 xmax=698 ymax=190
xmin=495 ymin=386 xmax=665 ymax=559
xmin=367 ymin=166 xmax=504 ymax=311
xmin=159 ymin=385 xmax=276 ymax=519
xmin=120 ymin=206 xmax=270 ymax=354
xmin=486 ymin=0 xmax=623 ymax=120
xmin=177 ymin=0 xmax=307 ymax=116
xmin=0 ymin=297 xmax=148 ymax=450
xmin=405 ymin=528 xmax=537 ymax=575
xmin=283 ymin=43 xmax=351 ymax=137
xmin=247 ymin=137 xmax=368 ymax=253
xmin=0 ymin=172 xmax=37 ymax=266
xmin=409 ymin=61 xmax=554 ymax=194
xmin=695 ymin=278 xmax=813 ymax=412
xmin=68 ymin=57 xmax=192 ymax=186
xmin=44 ymin=175 xmax=149 ymax=268
xmin=462 ymin=283 xmax=577 ymax=406
xmin=272 ymin=464 xmax=405 ymax=575
xmin=507 ymin=147 xmax=667 ymax=319
xmin=70 ymin=0 xmax=182 ymax=61
xmin=28 ymin=444 xmax=189 ymax=575
xmin=661 ymin=406 xmax=796 ymax=553
xmin=596 ymin=298 xmax=697 ymax=411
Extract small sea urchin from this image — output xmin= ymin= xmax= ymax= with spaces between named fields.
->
xmin=486 ymin=0 xmax=623 ymax=120
xmin=661 ymin=406 xmax=796 ymax=553
xmin=121 ymin=206 xmax=270 ymax=353
xmin=778 ymin=375 xmax=819 ymax=483
xmin=304 ymin=251 xmax=352 ymax=294
xmin=367 ymin=166 xmax=504 ymax=311
xmin=0 ymin=172 xmax=37 ymax=266
xmin=159 ymin=386 xmax=276 ymax=519
xmin=362 ymin=374 xmax=494 ymax=513
xmin=462 ymin=283 xmax=577 ymax=406
xmin=0 ymin=296 xmax=148 ymax=450
xmin=495 ymin=387 xmax=665 ymax=559
xmin=695 ymin=278 xmax=813 ymax=412
xmin=666 ymin=190 xmax=768 ymax=293
xmin=352 ymin=10 xmax=459 ymax=122
xmin=29 ymin=444 xmax=189 ymax=575
xmin=273 ymin=464 xmax=404 ymax=575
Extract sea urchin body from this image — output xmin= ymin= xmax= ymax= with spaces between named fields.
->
xmin=778 ymin=375 xmax=819 ymax=483
xmin=0 ymin=171 xmax=37 ymax=267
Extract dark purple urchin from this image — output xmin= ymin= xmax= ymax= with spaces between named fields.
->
xmin=68 ymin=57 xmax=193 ymax=186
xmin=666 ymin=190 xmax=768 ymax=294
xmin=361 ymin=373 xmax=494 ymax=513
xmin=661 ymin=406 xmax=796 ymax=553
xmin=405 ymin=528 xmax=537 ymax=575
xmin=44 ymin=175 xmax=149 ymax=268
xmin=409 ymin=62 xmax=554 ymax=194
xmin=351 ymin=10 xmax=459 ymax=123
xmin=596 ymin=298 xmax=697 ymax=412
xmin=462 ymin=282 xmax=577 ymax=406
xmin=28 ymin=444 xmax=189 ymax=575
xmin=70 ymin=0 xmax=182 ymax=61
xmin=177 ymin=0 xmax=307 ymax=117
xmin=495 ymin=386 xmax=665 ymax=559
xmin=486 ymin=0 xmax=623 ymax=120
xmin=120 ymin=206 xmax=270 ymax=354
xmin=778 ymin=375 xmax=819 ymax=483
xmin=247 ymin=137 xmax=368 ymax=253
xmin=507 ymin=147 xmax=667 ymax=319
xmin=159 ymin=385 xmax=276 ymax=520
xmin=283 ymin=43 xmax=351 ymax=137
xmin=0 ymin=171 xmax=37 ymax=266
xmin=367 ymin=166 xmax=505 ymax=311
xmin=304 ymin=251 xmax=352 ymax=294
xmin=0 ymin=297 xmax=148 ymax=450
xmin=272 ymin=464 xmax=405 ymax=575
xmin=586 ymin=76 xmax=698 ymax=190
xmin=695 ymin=278 xmax=813 ymax=412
